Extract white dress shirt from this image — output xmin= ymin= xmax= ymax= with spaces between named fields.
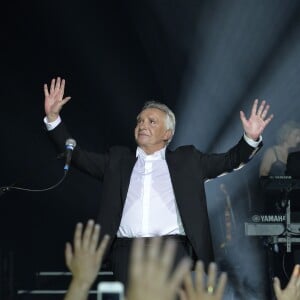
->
xmin=117 ymin=146 xmax=185 ymax=237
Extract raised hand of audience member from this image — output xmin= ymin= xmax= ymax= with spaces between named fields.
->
xmin=179 ymin=261 xmax=227 ymax=300
xmin=273 ymin=264 xmax=300 ymax=300
xmin=64 ymin=220 xmax=110 ymax=300
xmin=126 ymin=237 xmax=192 ymax=300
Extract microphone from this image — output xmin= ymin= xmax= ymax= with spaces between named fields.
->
xmin=0 ymin=138 xmax=77 ymax=197
xmin=64 ymin=138 xmax=77 ymax=172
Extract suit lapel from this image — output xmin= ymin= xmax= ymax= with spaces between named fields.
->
xmin=166 ymin=150 xmax=181 ymax=201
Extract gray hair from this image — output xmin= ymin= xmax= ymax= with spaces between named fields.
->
xmin=276 ymin=120 xmax=300 ymax=144
xmin=141 ymin=100 xmax=176 ymax=144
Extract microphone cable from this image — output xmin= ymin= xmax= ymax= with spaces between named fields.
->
xmin=0 ymin=138 xmax=76 ymax=196
xmin=0 ymin=172 xmax=67 ymax=194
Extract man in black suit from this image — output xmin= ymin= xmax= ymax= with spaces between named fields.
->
xmin=44 ymin=77 xmax=273 ymax=286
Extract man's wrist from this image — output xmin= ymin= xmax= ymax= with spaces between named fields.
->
xmin=46 ymin=113 xmax=59 ymax=123
xmin=43 ymin=115 xmax=61 ymax=131
xmin=243 ymin=133 xmax=262 ymax=148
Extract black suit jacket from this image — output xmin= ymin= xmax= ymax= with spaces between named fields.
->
xmin=48 ymin=122 xmax=261 ymax=265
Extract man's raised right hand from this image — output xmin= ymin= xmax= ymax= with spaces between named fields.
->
xmin=44 ymin=77 xmax=71 ymax=122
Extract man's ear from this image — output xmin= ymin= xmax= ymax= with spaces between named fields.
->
xmin=163 ymin=129 xmax=173 ymax=142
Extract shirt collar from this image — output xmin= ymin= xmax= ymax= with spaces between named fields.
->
xmin=136 ymin=146 xmax=166 ymax=160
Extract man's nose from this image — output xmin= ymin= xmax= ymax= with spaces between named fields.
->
xmin=139 ymin=122 xmax=148 ymax=130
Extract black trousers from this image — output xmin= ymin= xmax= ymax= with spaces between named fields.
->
xmin=108 ymin=235 xmax=196 ymax=288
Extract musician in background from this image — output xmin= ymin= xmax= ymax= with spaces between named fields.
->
xmin=259 ymin=121 xmax=300 ymax=213
xmin=259 ymin=121 xmax=300 ymax=177
xmin=259 ymin=121 xmax=300 ymax=292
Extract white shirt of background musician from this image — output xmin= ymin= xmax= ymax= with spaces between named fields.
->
xmin=117 ymin=146 xmax=185 ymax=237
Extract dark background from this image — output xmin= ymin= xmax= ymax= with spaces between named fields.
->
xmin=1 ymin=0 xmax=300 ymax=298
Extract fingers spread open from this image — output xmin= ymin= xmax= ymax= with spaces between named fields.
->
xmin=169 ymin=257 xmax=191 ymax=295
xmin=55 ymin=77 xmax=61 ymax=91
xmin=215 ymin=272 xmax=227 ymax=298
xmin=250 ymin=99 xmax=259 ymax=116
xmin=273 ymin=277 xmax=282 ymax=298
xmin=129 ymin=238 xmax=145 ymax=283
xmin=74 ymin=222 xmax=83 ymax=251
xmin=146 ymin=237 xmax=161 ymax=277
xmin=181 ymin=268 xmax=194 ymax=299
xmin=206 ymin=262 xmax=217 ymax=291
xmin=82 ymin=220 xmax=95 ymax=251
xmin=50 ymin=78 xmax=55 ymax=93
xmin=195 ymin=261 xmax=205 ymax=293
xmin=44 ymin=84 xmax=49 ymax=97
xmin=256 ymin=99 xmax=266 ymax=116
xmin=65 ymin=242 xmax=73 ymax=269
xmin=89 ymin=223 xmax=100 ymax=252
xmin=96 ymin=234 xmax=110 ymax=262
xmin=159 ymin=239 xmax=176 ymax=281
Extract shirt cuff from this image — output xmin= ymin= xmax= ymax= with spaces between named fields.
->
xmin=43 ymin=116 xmax=62 ymax=131
xmin=243 ymin=133 xmax=262 ymax=148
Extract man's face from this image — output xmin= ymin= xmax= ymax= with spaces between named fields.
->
xmin=134 ymin=108 xmax=172 ymax=153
